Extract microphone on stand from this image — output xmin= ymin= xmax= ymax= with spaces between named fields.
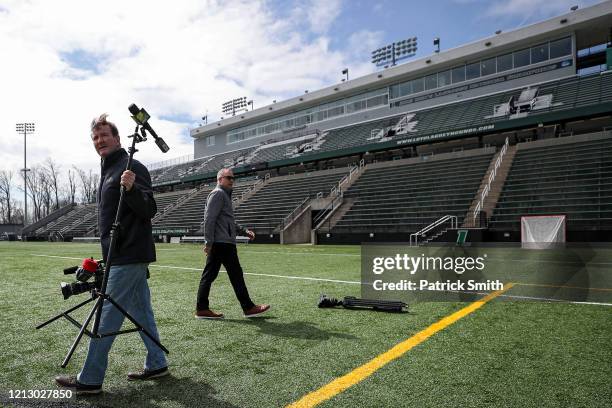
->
xmin=128 ymin=104 xmax=170 ymax=153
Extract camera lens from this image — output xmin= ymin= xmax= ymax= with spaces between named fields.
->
xmin=60 ymin=282 xmax=73 ymax=300
xmin=60 ymin=281 xmax=95 ymax=300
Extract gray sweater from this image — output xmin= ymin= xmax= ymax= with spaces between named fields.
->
xmin=203 ymin=185 xmax=247 ymax=245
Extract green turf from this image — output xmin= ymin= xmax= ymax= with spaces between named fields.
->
xmin=0 ymin=242 xmax=611 ymax=407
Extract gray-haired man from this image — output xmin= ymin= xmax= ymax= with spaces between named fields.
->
xmin=195 ymin=168 xmax=270 ymax=319
xmin=55 ymin=114 xmax=168 ymax=395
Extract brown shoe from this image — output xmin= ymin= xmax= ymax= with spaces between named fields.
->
xmin=195 ymin=309 xmax=224 ymax=319
xmin=55 ymin=375 xmax=102 ymax=395
xmin=244 ymin=304 xmax=270 ymax=318
xmin=127 ymin=366 xmax=169 ymax=381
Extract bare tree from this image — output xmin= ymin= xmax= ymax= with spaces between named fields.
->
xmin=67 ymin=168 xmax=78 ymax=205
xmin=0 ymin=170 xmax=14 ymax=223
xmin=25 ymin=166 xmax=48 ymax=221
xmin=74 ymin=166 xmax=99 ymax=204
xmin=40 ymin=169 xmax=53 ymax=217
xmin=44 ymin=158 xmax=61 ymax=210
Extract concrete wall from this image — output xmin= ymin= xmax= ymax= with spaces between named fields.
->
xmin=280 ymin=206 xmax=312 ymax=244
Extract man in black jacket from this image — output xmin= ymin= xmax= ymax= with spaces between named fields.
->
xmin=55 ymin=114 xmax=168 ymax=395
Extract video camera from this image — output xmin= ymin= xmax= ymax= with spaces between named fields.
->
xmin=60 ymin=258 xmax=105 ymax=300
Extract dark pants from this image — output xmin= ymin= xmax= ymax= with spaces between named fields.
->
xmin=196 ymin=242 xmax=255 ymax=311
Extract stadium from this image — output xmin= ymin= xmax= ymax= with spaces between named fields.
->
xmin=18 ymin=2 xmax=612 ymax=246
xmin=1 ymin=2 xmax=612 ymax=407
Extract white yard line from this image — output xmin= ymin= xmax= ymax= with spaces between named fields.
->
xmin=30 ymin=253 xmax=612 ymax=307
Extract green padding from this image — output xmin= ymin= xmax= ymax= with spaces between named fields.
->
xmin=457 ymin=229 xmax=469 ymax=244
xmin=607 ymin=48 xmax=612 ymax=70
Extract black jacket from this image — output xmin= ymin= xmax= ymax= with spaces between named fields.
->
xmin=97 ymin=148 xmax=157 ymax=265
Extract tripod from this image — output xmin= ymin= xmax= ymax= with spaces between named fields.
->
xmin=37 ymin=125 xmax=169 ymax=368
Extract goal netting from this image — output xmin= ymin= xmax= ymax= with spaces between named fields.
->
xmin=521 ymin=215 xmax=566 ymax=249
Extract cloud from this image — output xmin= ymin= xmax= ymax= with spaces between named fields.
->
xmin=305 ymin=0 xmax=343 ymax=34
xmin=0 ymin=0 xmax=360 ymax=199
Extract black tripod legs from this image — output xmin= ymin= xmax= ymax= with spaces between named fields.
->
xmin=62 ymin=297 xmax=103 ymax=368
xmin=36 ymin=297 xmax=96 ymax=330
xmin=102 ymin=295 xmax=169 ymax=354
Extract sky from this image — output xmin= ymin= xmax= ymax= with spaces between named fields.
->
xmin=0 ymin=0 xmax=605 ymax=196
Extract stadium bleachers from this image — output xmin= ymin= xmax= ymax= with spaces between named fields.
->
xmin=152 ymin=179 xmax=257 ymax=233
xmin=489 ymin=134 xmax=612 ymax=231
xmin=249 ymin=142 xmax=302 ymax=163
xmin=146 ymin=73 xmax=612 ymax=188
xmin=153 ymin=190 xmax=195 ymax=217
xmin=151 ymin=147 xmax=255 ymax=185
xmin=61 ymin=205 xmax=98 ymax=237
xmin=36 ymin=204 xmax=97 ymax=238
xmin=318 ymin=117 xmax=402 ymax=152
xmin=331 ymin=149 xmax=494 ymax=234
xmin=22 ymin=72 xmax=612 ymax=242
xmin=235 ymin=170 xmax=349 ymax=233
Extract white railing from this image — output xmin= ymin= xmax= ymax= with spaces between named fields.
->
xmin=281 ymin=196 xmax=310 ymax=230
xmin=231 ymin=173 xmax=270 ymax=207
xmin=330 ymin=160 xmax=364 ymax=198
xmin=409 ymin=215 xmax=457 ymax=247
xmin=473 ymin=137 xmax=509 ymax=223
xmin=313 ymin=193 xmax=343 ymax=230
xmin=148 ymin=154 xmax=194 ymax=170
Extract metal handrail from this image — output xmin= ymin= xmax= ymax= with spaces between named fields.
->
xmin=409 ymin=215 xmax=457 ymax=246
xmin=280 ymin=196 xmax=310 ymax=230
xmin=473 ymin=136 xmax=509 ymax=223
xmin=313 ymin=193 xmax=343 ymax=229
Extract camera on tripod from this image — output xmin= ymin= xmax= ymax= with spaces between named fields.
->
xmin=60 ymin=258 xmax=105 ymax=300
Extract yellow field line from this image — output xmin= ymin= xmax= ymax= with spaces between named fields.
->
xmin=287 ymin=283 xmax=515 ymax=408
xmin=515 ymin=282 xmax=612 ymax=292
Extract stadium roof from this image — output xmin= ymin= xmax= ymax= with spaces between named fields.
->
xmin=191 ymin=1 xmax=612 ymax=139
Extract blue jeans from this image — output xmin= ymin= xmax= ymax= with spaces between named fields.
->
xmin=77 ymin=263 xmax=167 ymax=385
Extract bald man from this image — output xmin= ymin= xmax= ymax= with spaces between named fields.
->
xmin=196 ymin=168 xmax=270 ymax=319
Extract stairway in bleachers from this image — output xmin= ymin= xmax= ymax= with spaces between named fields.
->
xmin=234 ymin=170 xmax=349 ymax=234
xmin=331 ymin=150 xmax=494 ymax=234
xmin=152 ymin=190 xmax=194 ymax=220
xmin=152 ymin=180 xmax=256 ymax=233
xmin=489 ymin=134 xmax=612 ymax=231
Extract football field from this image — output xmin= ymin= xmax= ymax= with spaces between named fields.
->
xmin=1 ymin=242 xmax=611 ymax=407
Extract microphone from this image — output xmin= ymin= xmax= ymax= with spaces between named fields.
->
xmin=128 ymin=104 xmax=170 ymax=153
xmin=63 ymin=266 xmax=79 ymax=275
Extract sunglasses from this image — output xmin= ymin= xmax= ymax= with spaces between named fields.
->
xmin=223 ymin=176 xmax=235 ymax=180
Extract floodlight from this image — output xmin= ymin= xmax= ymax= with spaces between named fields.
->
xmin=371 ymin=37 xmax=418 ymax=67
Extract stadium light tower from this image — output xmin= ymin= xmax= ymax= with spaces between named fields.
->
xmin=222 ymin=97 xmax=248 ymax=117
xmin=371 ymin=37 xmax=417 ymax=68
xmin=16 ymin=122 xmax=35 ymax=226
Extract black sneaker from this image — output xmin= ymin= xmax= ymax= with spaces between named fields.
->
xmin=55 ymin=375 xmax=102 ymax=395
xmin=127 ymin=366 xmax=169 ymax=381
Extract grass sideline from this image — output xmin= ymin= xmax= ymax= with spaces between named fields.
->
xmin=0 ymin=242 xmax=610 ymax=408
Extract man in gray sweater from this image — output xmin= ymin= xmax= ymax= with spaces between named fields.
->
xmin=196 ymin=168 xmax=270 ymax=319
